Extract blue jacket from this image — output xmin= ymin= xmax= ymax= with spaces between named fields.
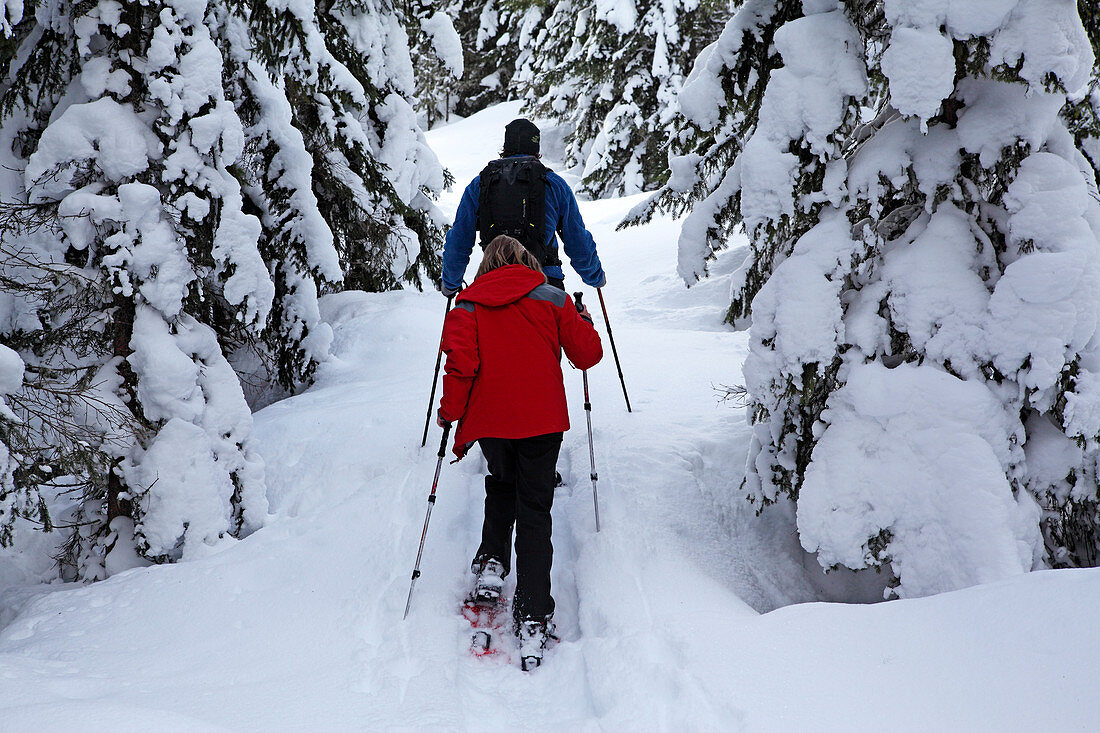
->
xmin=442 ymin=157 xmax=606 ymax=292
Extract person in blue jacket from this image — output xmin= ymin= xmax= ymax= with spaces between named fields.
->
xmin=441 ymin=118 xmax=607 ymax=297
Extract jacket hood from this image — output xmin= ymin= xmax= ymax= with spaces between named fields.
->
xmin=457 ymin=265 xmax=547 ymax=307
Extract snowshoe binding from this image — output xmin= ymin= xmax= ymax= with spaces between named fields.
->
xmin=517 ymin=615 xmax=556 ymax=672
xmin=462 ymin=557 xmax=510 ymax=659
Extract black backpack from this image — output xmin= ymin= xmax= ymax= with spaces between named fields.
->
xmin=476 ymin=157 xmax=561 ymax=267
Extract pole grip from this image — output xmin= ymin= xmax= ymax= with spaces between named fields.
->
xmin=437 ymin=421 xmax=452 ymax=458
xmin=573 ymin=291 xmax=584 ymax=314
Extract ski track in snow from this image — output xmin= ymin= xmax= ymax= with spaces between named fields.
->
xmin=2 ymin=102 xmax=1100 ymax=731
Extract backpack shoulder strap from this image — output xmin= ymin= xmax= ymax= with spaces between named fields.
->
xmin=476 ymin=159 xmax=504 ymax=244
xmin=527 ymin=160 xmax=556 ymax=266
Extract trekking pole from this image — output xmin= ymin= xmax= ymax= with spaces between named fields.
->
xmin=596 ymin=288 xmax=631 ymax=412
xmin=574 ymin=293 xmax=601 ymax=533
xmin=421 ymin=295 xmax=454 ymax=447
xmin=404 ymin=421 xmax=452 ymax=620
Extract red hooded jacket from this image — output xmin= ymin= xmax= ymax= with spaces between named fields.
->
xmin=439 ymin=265 xmax=603 ymax=458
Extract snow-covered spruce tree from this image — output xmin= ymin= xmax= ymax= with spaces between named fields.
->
xmin=311 ymin=1 xmax=448 ymax=292
xmin=729 ymin=1 xmax=1099 ymax=597
xmin=634 ymin=1 xmax=1099 ymax=596
xmin=215 ymin=0 xmax=447 ymax=392
xmin=0 ymin=236 xmax=130 ymax=561
xmin=512 ymin=0 xmax=579 ymax=108
xmin=525 ymin=0 xmax=729 ymax=198
xmin=407 ymin=0 xmax=464 ymax=126
xmin=447 ymin=0 xmax=545 ymax=117
xmin=1 ymin=0 xmax=272 ymax=577
xmin=212 ymin=0 xmax=343 ymax=395
xmin=620 ymin=0 xmax=804 ymax=319
xmin=1 ymin=0 xmax=447 ymax=576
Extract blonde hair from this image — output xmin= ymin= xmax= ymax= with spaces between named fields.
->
xmin=475 ymin=235 xmax=546 ymax=281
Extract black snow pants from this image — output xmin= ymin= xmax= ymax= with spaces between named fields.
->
xmin=475 ymin=432 xmax=563 ymax=624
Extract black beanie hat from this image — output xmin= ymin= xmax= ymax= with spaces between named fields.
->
xmin=503 ymin=118 xmax=541 ymax=156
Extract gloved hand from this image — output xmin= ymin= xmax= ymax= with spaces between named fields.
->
xmin=442 ymin=283 xmax=460 ymax=298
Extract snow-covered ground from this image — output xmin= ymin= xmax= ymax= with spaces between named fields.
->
xmin=1 ymin=102 xmax=1099 ymax=731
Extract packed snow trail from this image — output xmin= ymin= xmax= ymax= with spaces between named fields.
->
xmin=2 ymin=102 xmax=1100 ymax=732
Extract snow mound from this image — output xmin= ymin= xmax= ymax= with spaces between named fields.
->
xmin=799 ymin=362 xmax=1041 ymax=598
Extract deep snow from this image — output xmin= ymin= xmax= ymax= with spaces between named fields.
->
xmin=1 ymin=101 xmax=1099 ymax=731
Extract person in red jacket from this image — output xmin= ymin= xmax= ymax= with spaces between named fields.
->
xmin=437 ymin=235 xmax=602 ymax=657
